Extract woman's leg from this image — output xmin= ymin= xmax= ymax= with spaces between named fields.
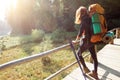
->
xmin=88 ymin=45 xmax=99 ymax=79
xmin=89 ymin=45 xmax=98 ymax=72
xmin=77 ymin=47 xmax=90 ymax=73
xmin=77 ymin=47 xmax=87 ymax=68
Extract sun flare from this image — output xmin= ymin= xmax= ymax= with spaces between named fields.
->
xmin=0 ymin=0 xmax=17 ymax=20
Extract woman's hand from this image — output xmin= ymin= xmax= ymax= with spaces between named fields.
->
xmin=72 ymin=40 xmax=77 ymax=43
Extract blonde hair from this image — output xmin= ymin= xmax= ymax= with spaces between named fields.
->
xmin=88 ymin=3 xmax=104 ymax=14
xmin=75 ymin=6 xmax=87 ymax=24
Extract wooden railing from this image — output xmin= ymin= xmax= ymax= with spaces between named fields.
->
xmin=44 ymin=27 xmax=120 ymax=80
xmin=0 ymin=43 xmax=71 ymax=70
xmin=109 ymin=27 xmax=120 ymax=37
xmin=0 ymin=28 xmax=119 ymax=80
xmin=44 ymin=53 xmax=90 ymax=80
xmin=116 ymin=28 xmax=120 ymax=38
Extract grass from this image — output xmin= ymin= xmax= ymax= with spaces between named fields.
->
xmin=0 ymin=43 xmax=77 ymax=80
xmin=0 ymin=29 xmax=105 ymax=80
xmin=0 ymin=29 xmax=78 ymax=80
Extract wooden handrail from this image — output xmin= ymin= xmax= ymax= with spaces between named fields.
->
xmin=0 ymin=42 xmax=79 ymax=71
xmin=44 ymin=53 xmax=90 ymax=80
xmin=116 ymin=28 xmax=120 ymax=38
xmin=0 ymin=43 xmax=70 ymax=70
xmin=109 ymin=27 xmax=120 ymax=38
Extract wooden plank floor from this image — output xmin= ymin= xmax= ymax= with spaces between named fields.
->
xmin=63 ymin=44 xmax=120 ymax=80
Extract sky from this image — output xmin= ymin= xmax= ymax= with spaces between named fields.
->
xmin=0 ymin=0 xmax=9 ymax=20
xmin=0 ymin=0 xmax=17 ymax=21
xmin=0 ymin=0 xmax=17 ymax=36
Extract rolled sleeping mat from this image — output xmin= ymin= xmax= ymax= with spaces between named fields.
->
xmin=102 ymin=31 xmax=114 ymax=43
xmin=92 ymin=13 xmax=102 ymax=34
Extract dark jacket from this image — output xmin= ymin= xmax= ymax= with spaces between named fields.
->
xmin=77 ymin=15 xmax=93 ymax=50
xmin=77 ymin=14 xmax=92 ymax=42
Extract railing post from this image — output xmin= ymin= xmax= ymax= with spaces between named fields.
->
xmin=116 ymin=28 xmax=120 ymax=38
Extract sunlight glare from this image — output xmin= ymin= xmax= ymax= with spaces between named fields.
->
xmin=0 ymin=0 xmax=17 ymax=20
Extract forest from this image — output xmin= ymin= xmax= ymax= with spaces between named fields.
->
xmin=6 ymin=0 xmax=120 ymax=35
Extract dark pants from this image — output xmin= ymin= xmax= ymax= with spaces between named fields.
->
xmin=77 ymin=39 xmax=98 ymax=72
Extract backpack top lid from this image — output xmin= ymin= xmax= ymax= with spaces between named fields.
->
xmin=88 ymin=3 xmax=104 ymax=14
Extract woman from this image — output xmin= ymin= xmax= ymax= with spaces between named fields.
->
xmin=74 ymin=6 xmax=99 ymax=79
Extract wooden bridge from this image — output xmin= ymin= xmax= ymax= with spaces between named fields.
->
xmin=63 ymin=43 xmax=120 ymax=80
xmin=63 ymin=29 xmax=120 ymax=80
xmin=0 ymin=28 xmax=120 ymax=80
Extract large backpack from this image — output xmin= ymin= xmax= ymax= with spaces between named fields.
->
xmin=89 ymin=3 xmax=107 ymax=43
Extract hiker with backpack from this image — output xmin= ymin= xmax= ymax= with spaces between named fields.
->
xmin=73 ymin=6 xmax=99 ymax=79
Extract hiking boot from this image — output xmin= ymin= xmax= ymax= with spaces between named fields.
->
xmin=88 ymin=70 xmax=99 ymax=80
xmin=83 ymin=67 xmax=90 ymax=74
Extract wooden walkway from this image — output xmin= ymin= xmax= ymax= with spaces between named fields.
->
xmin=63 ymin=43 xmax=120 ymax=80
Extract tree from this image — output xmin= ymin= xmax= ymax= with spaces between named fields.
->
xmin=34 ymin=0 xmax=58 ymax=32
xmin=6 ymin=0 xmax=120 ymax=34
xmin=7 ymin=0 xmax=35 ymax=34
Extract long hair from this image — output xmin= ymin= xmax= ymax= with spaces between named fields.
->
xmin=88 ymin=3 xmax=104 ymax=14
xmin=75 ymin=6 xmax=87 ymax=24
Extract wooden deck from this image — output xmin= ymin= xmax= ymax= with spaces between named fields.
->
xmin=63 ymin=43 xmax=120 ymax=80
